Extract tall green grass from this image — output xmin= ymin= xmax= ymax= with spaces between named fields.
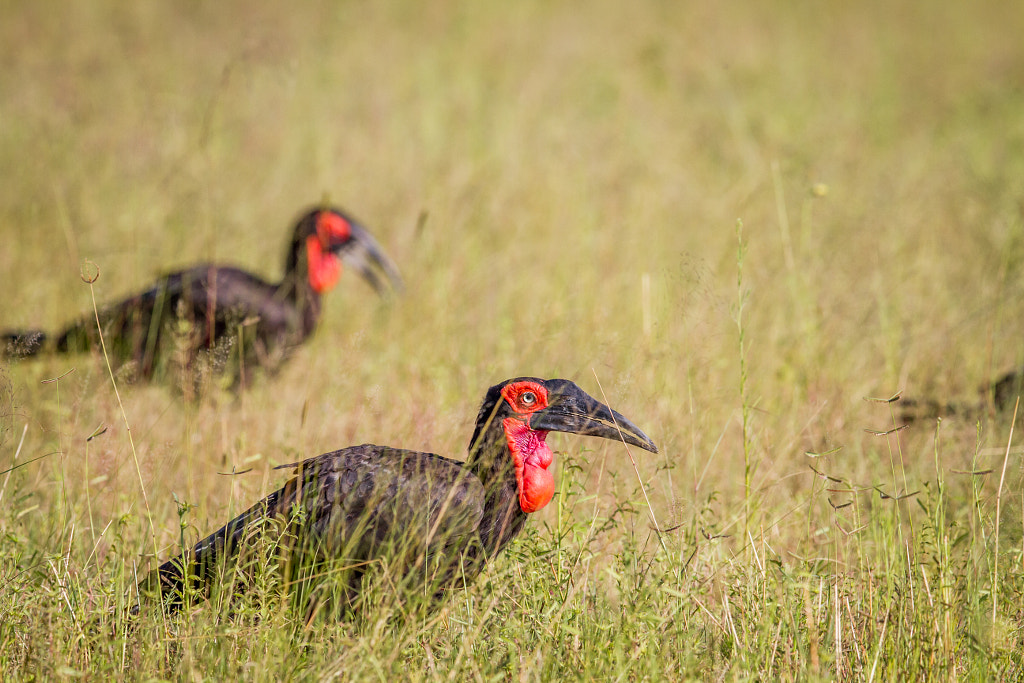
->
xmin=3 ymin=0 xmax=1024 ymax=679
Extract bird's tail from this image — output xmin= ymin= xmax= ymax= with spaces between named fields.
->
xmin=2 ymin=317 xmax=107 ymax=360
xmin=140 ymin=490 xmax=284 ymax=613
xmin=2 ymin=330 xmax=48 ymax=358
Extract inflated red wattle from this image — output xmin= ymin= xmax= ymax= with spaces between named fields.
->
xmin=519 ymin=462 xmax=554 ymax=513
xmin=502 ymin=417 xmax=555 ymax=513
xmin=306 ymin=235 xmax=342 ymax=293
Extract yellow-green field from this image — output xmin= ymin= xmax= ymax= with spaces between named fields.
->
xmin=2 ymin=1 xmax=1024 ymax=679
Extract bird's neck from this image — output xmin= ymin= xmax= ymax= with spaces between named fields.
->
xmin=278 ymin=238 xmax=326 ymax=327
xmin=466 ymin=419 xmax=531 ymax=557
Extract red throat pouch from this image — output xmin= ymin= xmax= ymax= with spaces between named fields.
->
xmin=306 ymin=235 xmax=341 ymax=293
xmin=502 ymin=417 xmax=555 ymax=513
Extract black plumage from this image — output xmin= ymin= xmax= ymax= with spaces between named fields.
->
xmin=147 ymin=378 xmax=657 ymax=613
xmin=3 ymin=206 xmax=401 ymax=388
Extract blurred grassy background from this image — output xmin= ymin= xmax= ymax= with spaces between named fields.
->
xmin=2 ymin=0 xmax=1024 ymax=678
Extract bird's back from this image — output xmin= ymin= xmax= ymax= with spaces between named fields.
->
xmin=151 ymin=444 xmax=488 ymax=610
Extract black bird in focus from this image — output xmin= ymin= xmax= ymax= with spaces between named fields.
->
xmin=147 ymin=377 xmax=657 ymax=614
xmin=2 ymin=206 xmax=401 ymax=389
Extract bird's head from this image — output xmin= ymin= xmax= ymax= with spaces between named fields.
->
xmin=470 ymin=378 xmax=658 ymax=514
xmin=294 ymin=207 xmax=403 ymax=295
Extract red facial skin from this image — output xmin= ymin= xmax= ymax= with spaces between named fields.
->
xmin=500 ymin=381 xmax=556 ymax=514
xmin=305 ymin=212 xmax=351 ymax=293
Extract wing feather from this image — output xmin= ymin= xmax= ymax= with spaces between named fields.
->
xmin=150 ymin=444 xmax=485 ymax=609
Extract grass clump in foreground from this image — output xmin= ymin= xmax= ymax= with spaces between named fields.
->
xmin=0 ymin=369 xmax=1022 ymax=680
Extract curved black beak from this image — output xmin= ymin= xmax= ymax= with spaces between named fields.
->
xmin=331 ymin=222 xmax=404 ymax=296
xmin=528 ymin=379 xmax=658 ymax=453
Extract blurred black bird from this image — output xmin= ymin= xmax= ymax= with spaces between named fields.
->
xmin=2 ymin=206 xmax=401 ymax=389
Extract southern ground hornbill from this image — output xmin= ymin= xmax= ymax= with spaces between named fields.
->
xmin=2 ymin=206 xmax=401 ymax=389
xmin=144 ymin=377 xmax=657 ymax=615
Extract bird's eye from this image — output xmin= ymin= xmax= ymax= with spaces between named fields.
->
xmin=520 ymin=391 xmax=536 ymax=407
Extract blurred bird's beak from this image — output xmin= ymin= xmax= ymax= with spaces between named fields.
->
xmin=332 ymin=223 xmax=404 ymax=295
